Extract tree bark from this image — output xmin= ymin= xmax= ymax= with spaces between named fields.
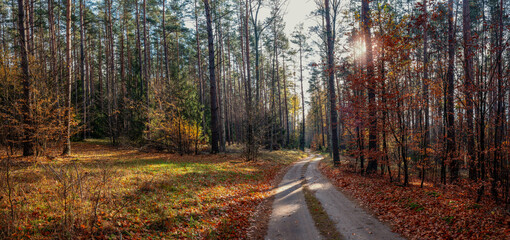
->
xmin=362 ymin=0 xmax=377 ymax=173
xmin=463 ymin=0 xmax=475 ymax=180
xmin=283 ymin=54 xmax=289 ymax=147
xmin=62 ymin=0 xmax=72 ymax=155
xmin=244 ymin=0 xmax=255 ymax=159
xmin=18 ymin=0 xmax=34 ymax=156
xmin=446 ymin=0 xmax=457 ymax=182
xmin=135 ymin=1 xmax=143 ymax=97
xmin=80 ymin=0 xmax=86 ymax=140
xmin=325 ymin=0 xmax=340 ymax=166
xmin=162 ymin=0 xmax=169 ymax=83
xmin=299 ymin=39 xmax=305 ymax=151
xmin=492 ymin=0 xmax=504 ymax=200
xmin=204 ymin=0 xmax=219 ymax=153
xmin=194 ymin=0 xmax=206 ymax=139
xmin=143 ymin=0 xmax=150 ymax=140
xmin=421 ymin=0 xmax=430 ymax=186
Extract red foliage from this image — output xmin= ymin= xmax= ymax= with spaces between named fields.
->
xmin=320 ymin=162 xmax=510 ymax=240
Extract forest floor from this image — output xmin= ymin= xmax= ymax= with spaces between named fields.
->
xmin=320 ymin=156 xmax=510 ymax=240
xmin=0 ymin=140 xmax=306 ymax=239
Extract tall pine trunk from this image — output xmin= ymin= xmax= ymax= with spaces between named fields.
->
xmin=204 ymin=0 xmax=219 ymax=153
xmin=492 ymin=0 xmax=504 ymax=201
xmin=18 ymin=0 xmax=34 ymax=156
xmin=325 ymin=0 xmax=340 ymax=166
xmin=80 ymin=0 xmax=86 ymax=140
xmin=421 ymin=0 xmax=430 ymax=186
xmin=162 ymin=0 xmax=169 ymax=83
xmin=299 ymin=42 xmax=305 ymax=151
xmin=143 ymin=0 xmax=151 ymax=140
xmin=135 ymin=1 xmax=143 ymax=97
xmin=463 ymin=0 xmax=475 ymax=179
xmin=283 ymin=54 xmax=289 ymax=147
xmin=62 ymin=0 xmax=72 ymax=155
xmin=446 ymin=0 xmax=457 ymax=182
xmin=244 ymin=0 xmax=255 ymax=160
xmin=362 ymin=0 xmax=377 ymax=173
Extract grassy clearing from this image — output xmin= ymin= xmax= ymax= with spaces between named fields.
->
xmin=0 ymin=142 xmax=306 ymax=239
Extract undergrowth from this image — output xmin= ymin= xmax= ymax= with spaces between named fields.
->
xmin=0 ymin=142 xmax=305 ymax=239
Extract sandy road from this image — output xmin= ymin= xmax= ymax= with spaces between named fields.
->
xmin=265 ymin=155 xmax=322 ymax=240
xmin=266 ymin=154 xmax=403 ymax=240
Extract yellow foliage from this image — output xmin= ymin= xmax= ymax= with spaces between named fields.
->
xmin=149 ymin=99 xmax=204 ymax=154
xmin=0 ymin=52 xmax=77 ymax=155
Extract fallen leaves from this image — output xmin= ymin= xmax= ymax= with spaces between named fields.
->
xmin=0 ymin=142 xmax=305 ymax=239
xmin=319 ymin=161 xmax=510 ymax=240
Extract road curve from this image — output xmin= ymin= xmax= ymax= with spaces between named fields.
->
xmin=265 ymin=155 xmax=322 ymax=240
xmin=306 ymin=155 xmax=404 ymax=240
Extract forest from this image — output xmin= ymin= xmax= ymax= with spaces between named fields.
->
xmin=1 ymin=0 xmax=509 ymax=239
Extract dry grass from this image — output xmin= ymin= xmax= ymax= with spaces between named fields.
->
xmin=0 ymin=141 xmax=306 ymax=239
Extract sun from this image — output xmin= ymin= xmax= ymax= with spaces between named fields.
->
xmin=353 ymin=39 xmax=366 ymax=59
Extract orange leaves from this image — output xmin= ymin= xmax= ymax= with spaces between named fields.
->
xmin=319 ymin=161 xmax=510 ymax=240
xmin=1 ymin=141 xmax=303 ymax=239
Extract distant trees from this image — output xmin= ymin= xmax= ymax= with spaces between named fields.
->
xmin=291 ymin=24 xmax=309 ymax=151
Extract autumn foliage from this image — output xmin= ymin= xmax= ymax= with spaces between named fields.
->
xmin=320 ymin=159 xmax=510 ymax=239
xmin=0 ymin=142 xmax=304 ymax=239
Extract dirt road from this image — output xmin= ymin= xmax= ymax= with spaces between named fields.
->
xmin=266 ymin=154 xmax=403 ymax=240
xmin=265 ymin=155 xmax=322 ymax=240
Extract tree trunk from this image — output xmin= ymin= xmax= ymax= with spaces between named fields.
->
xmin=48 ymin=0 xmax=59 ymax=116
xmin=299 ymin=41 xmax=305 ymax=151
xmin=463 ymin=0 xmax=475 ymax=180
xmin=143 ymin=0 xmax=150 ymax=140
xmin=283 ymin=54 xmax=289 ymax=147
xmin=492 ymin=0 xmax=504 ymax=201
xmin=135 ymin=1 xmax=143 ymax=97
xmin=362 ymin=0 xmax=377 ymax=173
xmin=28 ymin=0 xmax=34 ymax=52
xmin=421 ymin=0 xmax=430 ymax=186
xmin=194 ymin=0 xmax=206 ymax=139
xmin=204 ymin=0 xmax=219 ymax=153
xmin=446 ymin=0 xmax=457 ymax=182
xmin=80 ymin=0 xmax=86 ymax=140
xmin=18 ymin=0 xmax=34 ymax=156
xmin=325 ymin=0 xmax=340 ymax=166
xmin=162 ymin=0 xmax=169 ymax=83
xmin=108 ymin=0 xmax=117 ymax=144
xmin=216 ymin=11 xmax=226 ymax=152
xmin=62 ymin=0 xmax=72 ymax=155
xmin=244 ymin=0 xmax=255 ymax=159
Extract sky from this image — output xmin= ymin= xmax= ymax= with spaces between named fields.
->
xmin=258 ymin=0 xmax=320 ymax=110
xmin=184 ymin=0 xmax=323 ymax=113
xmin=278 ymin=0 xmax=317 ymax=37
xmin=287 ymin=0 xmax=318 ymax=110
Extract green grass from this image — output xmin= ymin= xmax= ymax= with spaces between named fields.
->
xmin=302 ymin=183 xmax=343 ymax=240
xmin=301 ymin=162 xmax=343 ymax=240
xmin=0 ymin=143 xmax=307 ymax=239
